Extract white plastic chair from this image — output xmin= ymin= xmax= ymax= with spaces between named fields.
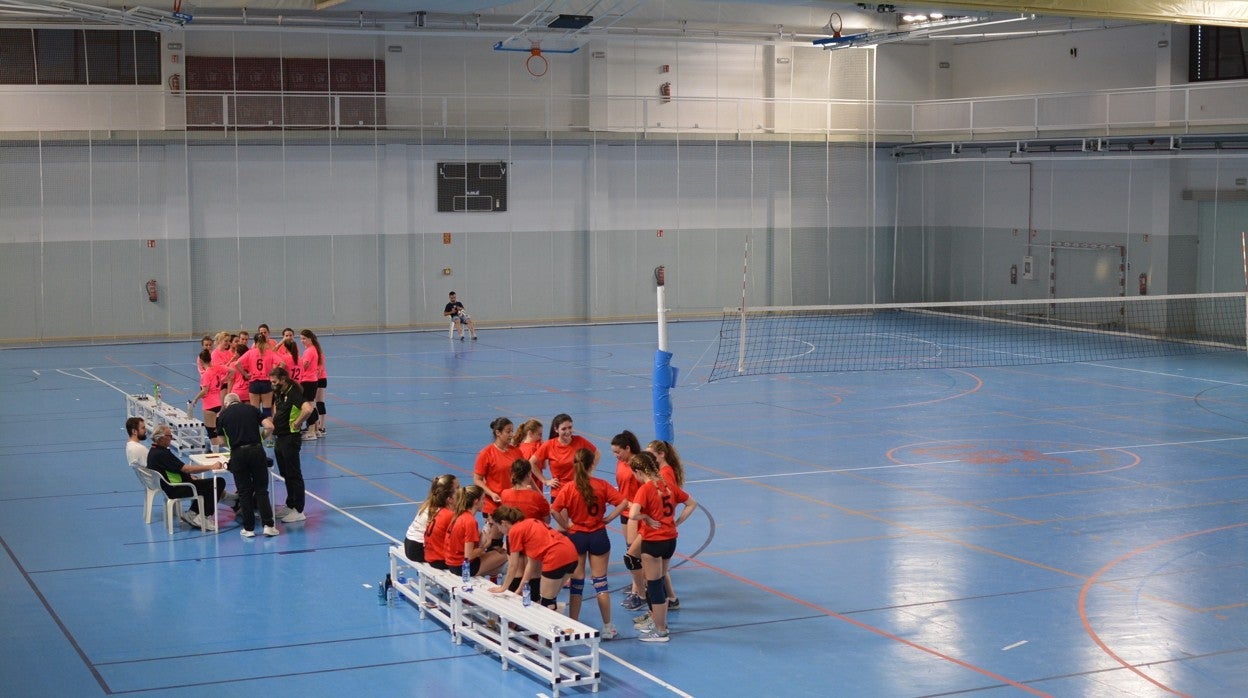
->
xmin=132 ymin=465 xmax=207 ymax=533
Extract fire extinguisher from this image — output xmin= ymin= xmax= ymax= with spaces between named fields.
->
xmin=659 ymin=81 xmax=672 ymax=103
xmin=146 ymin=279 xmax=159 ymax=303
xmin=1138 ymin=273 xmax=1147 ymax=295
xmin=168 ymin=73 xmax=181 ymax=93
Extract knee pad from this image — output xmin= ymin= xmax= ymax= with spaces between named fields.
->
xmin=568 ymin=577 xmax=585 ymax=597
xmin=646 ymin=578 xmax=666 ymax=605
xmin=592 ymin=576 xmax=609 ymax=595
xmin=205 ymin=425 xmax=219 ymax=439
xmin=540 ymin=596 xmax=558 ymax=609
xmin=623 ymin=554 xmax=642 ymax=571
xmin=316 ymin=401 xmax=326 ymax=415
xmin=261 ymin=407 xmax=272 ymax=418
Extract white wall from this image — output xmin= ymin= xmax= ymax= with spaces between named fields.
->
xmin=948 ymin=24 xmax=1170 ymax=98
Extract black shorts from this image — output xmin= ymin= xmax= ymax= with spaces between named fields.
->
xmin=427 ymin=559 xmax=448 ymax=571
xmin=205 ymin=405 xmax=221 ymax=414
xmin=404 ymin=539 xmax=425 ymax=563
xmin=640 ymin=538 xmax=677 ymax=560
xmin=249 ymin=379 xmax=273 ymax=395
xmin=568 ymin=528 xmax=611 ymax=556
xmin=317 ymin=378 xmax=327 ymax=389
xmin=541 ymin=560 xmax=578 ymax=580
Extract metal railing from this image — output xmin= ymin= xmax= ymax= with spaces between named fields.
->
xmin=1 ymin=81 xmax=1245 ymax=140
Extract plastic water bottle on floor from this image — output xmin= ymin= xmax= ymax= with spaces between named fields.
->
xmin=521 ymin=581 xmax=531 ymax=607
xmin=377 ymin=577 xmax=387 ymax=606
xmin=153 ymin=383 xmax=161 ymax=401
xmin=385 ymin=573 xmax=395 ymax=606
xmin=462 ymin=560 xmax=473 ymax=592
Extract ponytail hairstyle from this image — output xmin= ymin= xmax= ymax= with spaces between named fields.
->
xmin=420 ymin=474 xmax=458 ymax=522
xmin=572 ymin=448 xmax=597 ymax=510
xmin=647 ymin=440 xmax=684 ymax=486
xmin=548 ymin=413 xmax=573 ymax=439
xmin=452 ymin=484 xmax=485 ymax=517
xmin=512 ymin=418 xmax=542 ymax=446
xmin=490 ymin=417 xmax=513 ymax=442
xmin=282 ymin=337 xmax=299 ymax=363
xmin=610 ymin=430 xmax=641 ymax=458
xmin=198 ymin=348 xmax=212 ymax=366
xmin=299 ymin=329 xmax=324 ymax=366
xmin=491 ymin=504 xmax=525 ymax=525
xmin=510 ymin=458 xmax=533 ymax=487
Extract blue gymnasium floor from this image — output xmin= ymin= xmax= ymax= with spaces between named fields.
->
xmin=1 ymin=321 xmax=1246 ymax=697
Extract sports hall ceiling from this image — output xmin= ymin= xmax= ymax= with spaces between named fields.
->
xmin=0 ymin=1 xmax=1243 ymax=45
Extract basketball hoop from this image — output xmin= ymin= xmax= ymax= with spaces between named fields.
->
xmin=525 ymin=42 xmax=549 ymax=78
xmin=828 ymin=12 xmax=843 ymax=38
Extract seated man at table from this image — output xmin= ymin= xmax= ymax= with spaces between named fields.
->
xmin=125 ymin=417 xmax=148 ymax=468
xmin=146 ymin=424 xmax=229 ymax=532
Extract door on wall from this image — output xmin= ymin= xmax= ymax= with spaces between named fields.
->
xmin=1197 ymin=202 xmax=1248 ymax=292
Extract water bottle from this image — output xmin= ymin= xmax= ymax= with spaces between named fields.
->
xmin=377 ymin=577 xmax=387 ymax=606
xmin=461 ymin=560 xmax=473 ymax=593
xmin=521 ymin=581 xmax=532 ymax=607
xmin=396 ymin=567 xmax=407 ymax=588
xmin=386 ymin=573 xmax=396 ymax=607
xmin=153 ymin=383 xmax=161 ymax=401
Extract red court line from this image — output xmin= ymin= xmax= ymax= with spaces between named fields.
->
xmin=1077 ymin=522 xmax=1248 ymax=698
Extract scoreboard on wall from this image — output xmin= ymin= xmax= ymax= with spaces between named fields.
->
xmin=437 ymin=162 xmax=508 ymax=212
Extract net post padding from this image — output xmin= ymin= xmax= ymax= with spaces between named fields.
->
xmin=653 ymin=265 xmax=676 ymax=442
xmin=708 ymin=292 xmax=1248 ymax=381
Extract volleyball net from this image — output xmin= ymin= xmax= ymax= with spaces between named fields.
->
xmin=708 ymin=292 xmax=1248 ymax=380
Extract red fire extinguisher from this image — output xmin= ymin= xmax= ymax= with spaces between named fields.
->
xmin=146 ymin=279 xmax=159 ymax=303
xmin=659 ymin=81 xmax=672 ymax=103
xmin=168 ymin=73 xmax=181 ymax=93
xmin=1138 ymin=273 xmax=1147 ymax=295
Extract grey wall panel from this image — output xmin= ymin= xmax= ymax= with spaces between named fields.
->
xmin=327 ymin=235 xmax=383 ymax=330
xmin=507 ymin=229 xmax=559 ymax=324
xmin=41 ymin=241 xmax=94 ymax=339
xmin=0 ymin=243 xmax=42 ymax=341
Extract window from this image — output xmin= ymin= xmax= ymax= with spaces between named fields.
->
xmin=1190 ymin=25 xmax=1248 ymax=82
xmin=0 ymin=28 xmax=161 ymax=85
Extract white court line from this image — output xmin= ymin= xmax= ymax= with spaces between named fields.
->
xmin=82 ymin=366 xmax=694 ymax=696
xmin=1002 ymin=640 xmax=1028 ymax=651
xmin=598 ymin=650 xmax=696 ymax=697
xmin=689 ymin=435 xmax=1248 ymax=485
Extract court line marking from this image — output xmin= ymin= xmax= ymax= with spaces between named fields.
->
xmin=688 ymin=435 xmax=1248 ymax=484
xmin=1078 ymin=523 xmax=1248 ymax=697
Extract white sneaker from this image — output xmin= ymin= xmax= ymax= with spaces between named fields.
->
xmin=240 ymin=528 xmax=256 ymax=538
xmin=262 ymin=525 xmax=281 ymax=537
xmin=222 ymin=491 xmax=239 ymax=506
xmin=179 ymin=509 xmax=198 ymax=528
xmin=194 ymin=513 xmax=218 ymax=532
xmin=302 ymin=430 xmax=318 ymax=441
xmin=274 ymin=505 xmax=289 ymax=517
xmin=280 ymin=509 xmax=306 ymax=523
xmin=601 ymin=623 xmax=619 ymax=640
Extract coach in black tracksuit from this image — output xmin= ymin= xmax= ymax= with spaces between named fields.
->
xmin=218 ymin=392 xmax=275 ymax=537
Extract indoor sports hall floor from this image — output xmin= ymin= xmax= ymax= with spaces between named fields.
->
xmin=1 ymin=321 xmax=1246 ymax=697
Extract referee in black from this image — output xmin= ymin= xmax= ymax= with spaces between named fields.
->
xmin=218 ymin=392 xmax=278 ymax=538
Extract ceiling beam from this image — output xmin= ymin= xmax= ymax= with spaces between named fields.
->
xmin=905 ymin=0 xmax=1248 ymax=28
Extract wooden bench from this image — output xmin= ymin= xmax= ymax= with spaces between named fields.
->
xmin=389 ymin=546 xmax=600 ymax=696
